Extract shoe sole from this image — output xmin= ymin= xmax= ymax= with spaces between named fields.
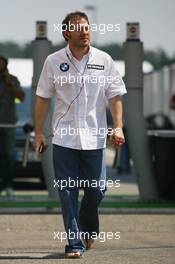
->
xmin=65 ymin=252 xmax=83 ymax=258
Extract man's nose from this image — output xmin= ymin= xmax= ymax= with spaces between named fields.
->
xmin=80 ymin=25 xmax=89 ymax=34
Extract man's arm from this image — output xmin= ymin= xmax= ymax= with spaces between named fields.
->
xmin=9 ymin=84 xmax=25 ymax=101
xmin=108 ymin=95 xmax=125 ymax=146
xmin=35 ymin=95 xmax=51 ymax=154
xmin=4 ymin=71 xmax=25 ymax=101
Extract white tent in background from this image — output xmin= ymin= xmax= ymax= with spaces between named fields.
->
xmin=114 ymin=60 xmax=154 ymax=77
xmin=8 ymin=58 xmax=33 ymax=87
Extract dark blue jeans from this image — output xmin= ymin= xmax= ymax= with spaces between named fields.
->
xmin=53 ymin=144 xmax=106 ymax=254
xmin=0 ymin=128 xmax=15 ymax=191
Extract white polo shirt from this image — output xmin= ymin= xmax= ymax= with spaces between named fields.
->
xmin=36 ymin=45 xmax=127 ymax=150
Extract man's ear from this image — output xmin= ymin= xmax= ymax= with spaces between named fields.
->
xmin=66 ymin=32 xmax=71 ymax=39
xmin=64 ymin=31 xmax=70 ymax=41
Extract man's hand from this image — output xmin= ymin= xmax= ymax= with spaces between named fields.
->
xmin=35 ymin=133 xmax=48 ymax=157
xmin=110 ymin=128 xmax=125 ymax=147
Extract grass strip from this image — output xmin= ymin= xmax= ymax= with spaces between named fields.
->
xmin=0 ymin=200 xmax=175 ymax=209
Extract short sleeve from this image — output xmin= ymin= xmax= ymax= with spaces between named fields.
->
xmin=36 ymin=57 xmax=55 ymax=98
xmin=105 ymin=55 xmax=127 ymax=100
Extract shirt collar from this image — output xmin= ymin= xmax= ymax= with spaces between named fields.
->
xmin=66 ymin=45 xmax=92 ymax=61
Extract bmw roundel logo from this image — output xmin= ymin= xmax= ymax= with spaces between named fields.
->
xmin=60 ymin=62 xmax=69 ymax=72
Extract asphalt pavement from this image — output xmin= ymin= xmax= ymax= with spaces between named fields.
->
xmin=0 ymin=214 xmax=175 ymax=264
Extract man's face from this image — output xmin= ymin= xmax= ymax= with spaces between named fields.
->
xmin=0 ymin=59 xmax=6 ymax=72
xmin=66 ymin=17 xmax=90 ymax=48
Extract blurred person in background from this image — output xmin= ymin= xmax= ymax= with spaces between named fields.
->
xmin=0 ymin=55 xmax=25 ymax=197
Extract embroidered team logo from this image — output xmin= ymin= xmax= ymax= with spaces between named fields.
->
xmin=87 ymin=64 xmax=104 ymax=70
xmin=60 ymin=62 xmax=69 ymax=72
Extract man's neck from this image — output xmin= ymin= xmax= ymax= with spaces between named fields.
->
xmin=68 ymin=44 xmax=89 ymax=61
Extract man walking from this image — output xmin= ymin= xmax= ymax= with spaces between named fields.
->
xmin=35 ymin=11 xmax=126 ymax=258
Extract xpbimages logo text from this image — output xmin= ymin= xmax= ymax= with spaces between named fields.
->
xmin=53 ymin=73 xmax=122 ymax=87
xmin=53 ymin=22 xmax=121 ymax=35
xmin=53 ymin=178 xmax=120 ymax=190
xmin=53 ymin=126 xmax=121 ymax=139
xmin=53 ymin=230 xmax=121 ymax=243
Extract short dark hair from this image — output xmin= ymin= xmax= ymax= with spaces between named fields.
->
xmin=62 ymin=11 xmax=89 ymax=41
xmin=0 ymin=55 xmax=8 ymax=68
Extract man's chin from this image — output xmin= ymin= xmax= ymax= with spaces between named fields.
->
xmin=80 ymin=40 xmax=90 ymax=47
